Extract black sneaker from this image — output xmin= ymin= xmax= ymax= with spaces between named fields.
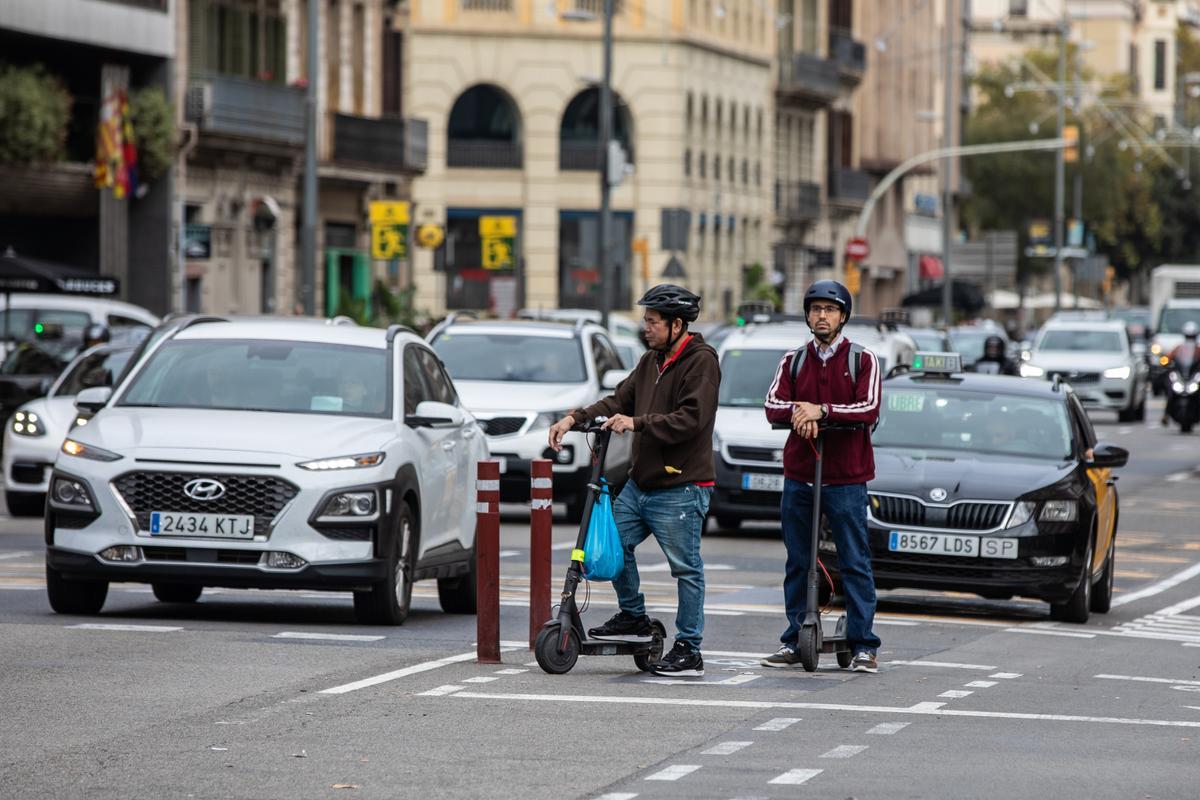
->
xmin=761 ymin=644 xmax=802 ymax=668
xmin=588 ymin=610 xmax=654 ymax=640
xmin=651 ymin=641 xmax=704 ymax=677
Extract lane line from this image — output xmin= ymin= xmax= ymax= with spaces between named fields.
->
xmin=769 ymin=769 xmax=823 ymax=785
xmin=645 ymin=765 xmax=700 ymax=782
xmin=990 ymin=673 xmax=1022 ymax=679
xmin=445 ymin=692 xmax=1200 ymax=728
xmin=1095 ymin=674 xmax=1200 ymax=688
xmin=965 ymin=680 xmax=998 ymax=688
xmin=644 ymin=674 xmax=761 ymax=688
xmin=887 ymin=660 xmax=996 ymax=670
xmin=0 ymin=550 xmax=33 ymax=561
xmin=595 ymin=795 xmax=638 ymax=800
xmin=272 ymin=632 xmax=385 ymax=642
xmin=700 ymin=741 xmax=753 ymax=756
xmin=821 ymin=745 xmax=868 ymax=758
xmin=495 ymin=668 xmax=528 ymax=675
xmin=866 ymin=722 xmax=910 ymax=735
xmin=462 ymin=676 xmax=499 ymax=684
xmin=754 ymin=717 xmax=801 ymax=731
xmin=1111 ymin=564 xmax=1200 ymax=607
xmin=1004 ymin=627 xmax=1095 ymax=639
xmin=418 ymin=685 xmax=465 ymax=697
xmin=67 ymin=623 xmax=182 ymax=632
xmin=939 ymin=690 xmax=973 ymax=699
xmin=320 ymin=650 xmax=479 ymax=695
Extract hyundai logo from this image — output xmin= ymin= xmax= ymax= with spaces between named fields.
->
xmin=183 ymin=478 xmax=227 ymax=502
xmin=929 ymin=487 xmax=948 ymax=502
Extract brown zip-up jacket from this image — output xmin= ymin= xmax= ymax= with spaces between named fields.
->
xmin=570 ymin=333 xmax=720 ymax=490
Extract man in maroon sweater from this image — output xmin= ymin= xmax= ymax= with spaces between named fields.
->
xmin=762 ymin=280 xmax=883 ymax=673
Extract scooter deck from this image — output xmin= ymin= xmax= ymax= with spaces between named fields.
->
xmin=581 ymin=639 xmax=657 ymax=656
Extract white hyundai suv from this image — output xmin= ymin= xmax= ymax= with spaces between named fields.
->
xmin=44 ymin=317 xmax=487 ymax=625
xmin=428 ymin=316 xmax=632 ymax=521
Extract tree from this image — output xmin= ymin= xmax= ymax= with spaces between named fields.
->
xmin=129 ymin=87 xmax=174 ymax=182
xmin=0 ymin=64 xmax=72 ymax=165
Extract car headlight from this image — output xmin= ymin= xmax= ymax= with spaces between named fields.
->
xmin=51 ymin=476 xmax=94 ymax=509
xmin=1174 ymin=381 xmax=1186 ymax=393
xmin=1151 ymin=343 xmax=1162 ymax=355
xmin=1019 ymin=364 xmax=1045 ymax=378
xmin=1005 ymin=501 xmax=1036 ymax=528
xmin=1103 ymin=366 xmax=1131 ymax=380
xmin=531 ymin=410 xmax=572 ymax=429
xmin=1039 ymin=500 xmax=1078 ymax=522
xmin=61 ymin=438 xmax=123 ymax=462
xmin=297 ymin=452 xmax=385 ymax=471
xmin=12 ymin=410 xmax=44 ymax=437
xmin=318 ymin=490 xmax=377 ymax=517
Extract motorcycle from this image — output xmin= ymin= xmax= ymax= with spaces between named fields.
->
xmin=1165 ymin=361 xmax=1200 ymax=433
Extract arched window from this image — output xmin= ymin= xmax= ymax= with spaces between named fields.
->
xmin=447 ymin=84 xmax=522 ymax=169
xmin=559 ymin=88 xmax=636 ymax=171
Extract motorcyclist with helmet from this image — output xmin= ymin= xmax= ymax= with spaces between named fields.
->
xmin=83 ymin=323 xmax=111 ymax=350
xmin=548 ymin=284 xmax=721 ymax=677
xmin=973 ymin=334 xmax=1018 ymax=376
xmin=1164 ymin=321 xmax=1200 ymax=428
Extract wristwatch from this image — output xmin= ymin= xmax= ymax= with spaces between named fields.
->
xmin=820 ymin=404 xmax=829 ymax=419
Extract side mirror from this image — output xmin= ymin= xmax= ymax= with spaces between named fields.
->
xmin=1088 ymin=442 xmax=1128 ymax=469
xmin=405 ymin=400 xmax=463 ymax=429
xmin=37 ymin=376 xmax=54 ymax=395
xmin=601 ymin=369 xmax=631 ymax=391
xmin=75 ymin=386 xmax=113 ymax=415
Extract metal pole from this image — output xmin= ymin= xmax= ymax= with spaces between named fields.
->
xmin=300 ymin=0 xmax=319 ymax=316
xmin=1073 ymin=47 xmax=1082 ymax=309
xmin=476 ymin=459 xmax=501 ymax=664
xmin=940 ymin=0 xmax=955 ymax=326
xmin=598 ymin=0 xmax=614 ymax=330
xmin=1052 ymin=17 xmax=1066 ymax=314
xmin=529 ymin=459 xmax=553 ymax=649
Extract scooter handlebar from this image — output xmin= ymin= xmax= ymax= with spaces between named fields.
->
xmin=572 ymin=416 xmax=610 ymax=434
xmin=771 ymin=420 xmax=868 ymax=432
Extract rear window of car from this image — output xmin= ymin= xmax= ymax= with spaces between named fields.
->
xmin=873 ymin=386 xmax=1073 ymax=461
xmin=433 ymin=332 xmax=586 ymax=383
xmin=719 ymin=348 xmax=788 ymax=407
xmin=54 ymin=349 xmax=134 ymax=396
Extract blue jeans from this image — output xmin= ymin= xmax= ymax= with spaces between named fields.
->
xmin=611 ymin=480 xmax=710 ymax=648
xmin=780 ymin=479 xmax=881 ymax=655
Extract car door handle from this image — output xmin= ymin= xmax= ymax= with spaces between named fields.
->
xmin=463 ymin=427 xmax=477 ymax=439
xmin=442 ymin=439 xmax=457 ymax=451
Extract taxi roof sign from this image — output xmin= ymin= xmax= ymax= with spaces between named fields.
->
xmin=912 ymin=351 xmax=962 ymax=374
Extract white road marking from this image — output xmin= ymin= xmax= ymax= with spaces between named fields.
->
xmin=642 ymin=562 xmax=733 ymax=572
xmin=644 ymin=674 xmax=761 ymax=687
xmin=272 ymin=632 xmax=385 ymax=642
xmin=701 ymin=741 xmax=753 ymax=755
xmin=821 ymin=745 xmax=868 ymax=758
xmin=645 ymin=765 xmax=701 ymax=781
xmin=320 ymin=650 xmax=480 ymax=695
xmin=769 ymin=769 xmax=823 ymax=785
xmin=495 ymin=668 xmax=527 ymax=675
xmin=1095 ymin=674 xmax=1200 ymax=688
xmin=0 ymin=550 xmax=33 ymax=561
xmin=67 ymin=623 xmax=182 ymax=632
xmin=1167 ymin=471 xmax=1192 ymax=482
xmin=1111 ymin=566 xmax=1200 ymax=607
xmin=447 ymin=691 xmax=1200 ymax=728
xmin=939 ymin=690 xmax=973 ymax=699
xmin=595 ymin=794 xmax=638 ymax=800
xmin=990 ymin=672 xmax=1022 ymax=679
xmin=754 ymin=717 xmax=801 ymax=731
xmin=866 ymin=722 xmax=910 ymax=735
xmin=650 ymin=606 xmax=745 ymax=616
xmin=418 ymin=685 xmax=465 ymax=697
xmin=965 ymin=680 xmax=998 ymax=688
xmin=462 ymin=676 xmax=499 ymax=684
xmin=499 ymin=550 xmax=521 ymax=558
xmin=887 ymin=660 xmax=996 ymax=670
xmin=1004 ymin=627 xmax=1095 ymax=639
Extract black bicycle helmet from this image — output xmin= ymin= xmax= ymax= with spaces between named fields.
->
xmin=983 ymin=334 xmax=1006 ymax=359
xmin=637 ymin=284 xmax=701 ymax=322
xmin=83 ymin=323 xmax=111 ymax=346
xmin=803 ymin=280 xmax=852 ymax=317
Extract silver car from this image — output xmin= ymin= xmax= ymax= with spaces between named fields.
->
xmin=1019 ymin=320 xmax=1148 ymax=421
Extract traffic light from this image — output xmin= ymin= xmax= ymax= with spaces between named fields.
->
xmin=1063 ymin=124 xmax=1079 ymax=164
xmin=844 ymin=261 xmax=862 ymax=295
xmin=1101 ymin=264 xmax=1115 ymax=296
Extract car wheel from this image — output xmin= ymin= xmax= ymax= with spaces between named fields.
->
xmin=152 ymin=583 xmax=203 ymax=604
xmin=565 ymin=491 xmax=587 ymax=525
xmin=1049 ymin=534 xmax=1093 ymax=624
xmin=1090 ymin=534 xmax=1116 ymax=614
xmin=46 ymin=564 xmax=107 ymax=615
xmin=1117 ymin=405 xmax=1134 ymax=423
xmin=354 ymin=501 xmax=416 ymax=625
xmin=437 ymin=549 xmax=477 ymax=614
xmin=5 ymin=491 xmax=44 ymax=518
xmin=714 ymin=515 xmax=741 ymax=532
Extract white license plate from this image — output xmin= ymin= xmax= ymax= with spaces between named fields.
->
xmin=742 ymin=473 xmax=784 ymax=492
xmin=889 ymin=530 xmax=980 ymax=557
xmin=980 ymin=537 xmax=1019 ymax=559
xmin=150 ymin=511 xmax=255 ymax=539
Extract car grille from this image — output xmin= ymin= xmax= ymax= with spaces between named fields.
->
xmin=1049 ymin=371 xmax=1100 ymax=384
xmin=870 ymin=494 xmax=1010 ymax=531
xmin=479 ymin=417 xmax=527 ymax=437
xmin=113 ymin=472 xmax=299 ymax=537
xmin=142 ymin=547 xmax=263 ymax=565
xmin=726 ymin=445 xmax=783 ymax=464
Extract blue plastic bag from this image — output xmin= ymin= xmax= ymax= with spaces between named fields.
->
xmin=582 ymin=481 xmax=624 ymax=582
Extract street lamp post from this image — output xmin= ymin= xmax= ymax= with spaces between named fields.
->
xmin=940 ymin=0 xmax=956 ymax=326
xmin=300 ymin=0 xmax=318 ymax=316
xmin=598 ymin=0 xmax=614 ymax=330
xmin=1052 ymin=15 xmax=1067 ymax=313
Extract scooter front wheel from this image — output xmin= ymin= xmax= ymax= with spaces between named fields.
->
xmin=798 ymin=624 xmax=820 ymax=672
xmin=535 ymin=624 xmax=580 ymax=674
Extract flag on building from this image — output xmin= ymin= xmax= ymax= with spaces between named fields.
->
xmin=94 ymin=89 xmax=138 ymax=199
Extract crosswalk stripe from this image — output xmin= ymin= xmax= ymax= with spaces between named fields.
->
xmin=754 ymin=717 xmax=801 ymax=731
xmin=769 ymin=768 xmax=823 ymax=785
xmin=645 ymin=765 xmax=700 ymax=781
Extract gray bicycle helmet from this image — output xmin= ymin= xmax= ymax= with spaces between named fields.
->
xmin=638 ymin=284 xmax=701 ymax=322
xmin=803 ymin=280 xmax=852 ymax=317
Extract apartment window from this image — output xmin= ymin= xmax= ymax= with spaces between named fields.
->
xmin=1008 ymin=0 xmax=1028 ymax=16
xmin=1154 ymin=39 xmax=1167 ymax=90
xmin=684 ymin=148 xmax=692 ymax=177
xmin=327 ymin=0 xmax=340 ymax=111
xmin=352 ymin=4 xmax=365 ymax=113
xmin=189 ymin=0 xmax=286 ymax=82
xmin=699 ymin=152 xmax=706 ymax=179
xmin=728 ymin=157 xmax=735 ymax=183
xmin=382 ymin=29 xmax=403 ymax=115
xmin=741 ymin=158 xmax=749 ymax=185
xmin=461 ymin=0 xmax=513 ymax=9
xmin=754 ymin=161 xmax=761 ymax=186
xmin=800 ymin=0 xmax=818 ymax=53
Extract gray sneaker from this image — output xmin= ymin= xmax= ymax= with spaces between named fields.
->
xmin=761 ymin=644 xmax=802 ymax=668
xmin=850 ymin=651 xmax=879 ymax=673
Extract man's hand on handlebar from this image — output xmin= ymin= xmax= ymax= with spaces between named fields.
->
xmin=547 ymin=416 xmax=577 ymax=451
xmin=600 ymin=414 xmax=636 ymax=435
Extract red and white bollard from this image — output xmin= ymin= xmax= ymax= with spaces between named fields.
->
xmin=529 ymin=460 xmax=553 ymax=649
xmin=475 ymin=460 xmax=501 ymax=663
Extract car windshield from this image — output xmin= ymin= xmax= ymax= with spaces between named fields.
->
xmin=54 ymin=349 xmax=134 ymax=396
xmin=873 ymin=387 xmax=1074 ymax=461
xmin=1158 ymin=307 xmax=1200 ymax=334
xmin=119 ymin=339 xmax=391 ymax=417
xmin=907 ymin=331 xmax=947 ymax=351
xmin=719 ymin=348 xmax=788 ymax=407
xmin=947 ymin=330 xmax=997 ymax=363
xmin=1038 ymin=330 xmax=1124 ymax=352
xmin=433 ymin=333 xmax=586 ymax=383
xmin=0 ymin=342 xmax=72 ymax=376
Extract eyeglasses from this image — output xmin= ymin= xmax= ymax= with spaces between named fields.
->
xmin=642 ymin=317 xmax=669 ymax=328
xmin=808 ymin=305 xmax=843 ymax=317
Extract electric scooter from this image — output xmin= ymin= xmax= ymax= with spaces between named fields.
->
xmin=534 ymin=418 xmax=667 ymax=675
xmin=773 ymin=420 xmax=864 ymax=672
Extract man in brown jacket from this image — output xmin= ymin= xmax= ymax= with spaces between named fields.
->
xmin=549 ymin=285 xmax=720 ymax=676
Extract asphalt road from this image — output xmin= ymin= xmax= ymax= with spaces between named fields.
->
xmin=2 ymin=400 xmax=1199 ymax=799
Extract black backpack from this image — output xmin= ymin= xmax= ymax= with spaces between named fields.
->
xmin=789 ymin=341 xmax=866 ymax=384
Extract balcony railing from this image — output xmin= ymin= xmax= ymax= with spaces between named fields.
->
xmin=828 ymin=168 xmax=871 ymax=207
xmin=560 ymin=141 xmax=602 ymax=171
xmin=446 ymin=139 xmax=523 ymax=169
xmin=331 ymin=113 xmax=428 ymax=173
xmin=569 ymin=0 xmax=625 ymax=15
xmin=777 ymin=52 xmax=841 ymax=107
xmin=186 ymin=73 xmax=305 ymax=146
xmin=774 ymin=180 xmax=821 ymax=224
xmin=829 ymin=31 xmax=866 ymax=82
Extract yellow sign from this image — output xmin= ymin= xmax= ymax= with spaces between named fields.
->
xmin=369 ymin=201 xmax=410 ymax=225
xmin=416 ymin=223 xmax=445 ymax=249
xmin=479 ymin=215 xmax=517 ymax=270
xmin=372 ymin=224 xmax=408 ymax=260
xmin=844 ymin=260 xmax=861 ymax=295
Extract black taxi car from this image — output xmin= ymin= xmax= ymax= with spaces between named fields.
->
xmin=821 ymin=353 xmax=1128 ymax=623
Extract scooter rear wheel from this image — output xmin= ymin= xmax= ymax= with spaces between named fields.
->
xmin=535 ymin=624 xmax=580 ymax=674
xmin=798 ymin=625 xmax=820 ymax=672
xmin=634 ymin=620 xmax=668 ymax=672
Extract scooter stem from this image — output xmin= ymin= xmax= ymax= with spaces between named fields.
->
xmin=803 ymin=433 xmax=824 ymax=627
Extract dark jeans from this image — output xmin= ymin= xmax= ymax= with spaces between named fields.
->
xmin=612 ymin=480 xmax=711 ymax=648
xmin=780 ymin=478 xmax=881 ymax=655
